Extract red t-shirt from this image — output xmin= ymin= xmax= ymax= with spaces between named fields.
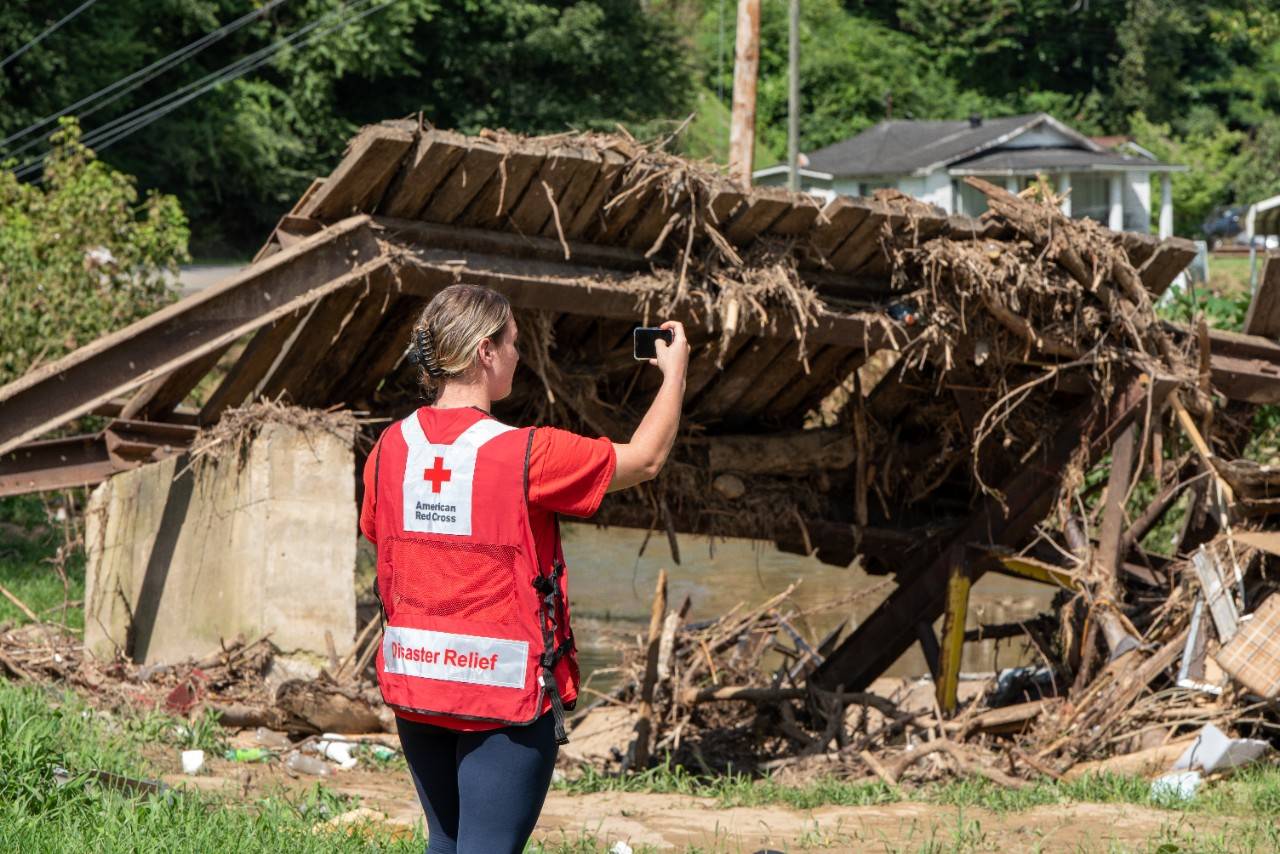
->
xmin=359 ymin=405 xmax=616 ymax=730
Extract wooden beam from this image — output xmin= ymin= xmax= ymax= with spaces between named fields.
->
xmin=811 ymin=371 xmax=1175 ymax=692
xmin=0 ymin=217 xmax=384 ymax=455
xmin=301 ymin=124 xmax=414 ymax=220
xmin=387 ymin=242 xmax=897 ymax=351
xmin=936 ymin=559 xmax=972 ymax=714
xmin=1245 ymin=253 xmax=1280 ymax=337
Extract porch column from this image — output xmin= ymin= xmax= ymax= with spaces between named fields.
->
xmin=1109 ymin=173 xmax=1124 ymax=231
xmin=1005 ymin=176 xmax=1019 ymax=195
xmin=1059 ymin=173 xmax=1072 ymax=217
xmin=1159 ymin=173 xmax=1174 ymax=238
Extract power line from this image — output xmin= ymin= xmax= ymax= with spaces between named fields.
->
xmin=13 ymin=0 xmax=399 ymax=180
xmin=1 ymin=0 xmax=291 ymax=154
xmin=0 ymin=0 xmax=103 ymax=71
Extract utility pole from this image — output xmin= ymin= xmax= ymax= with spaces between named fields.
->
xmin=728 ymin=0 xmax=760 ymax=188
xmin=787 ymin=0 xmax=800 ymax=192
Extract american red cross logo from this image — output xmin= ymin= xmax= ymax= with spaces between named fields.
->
xmin=423 ymin=456 xmax=452 ymax=493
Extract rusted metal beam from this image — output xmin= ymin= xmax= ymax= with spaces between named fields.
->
xmin=811 ymin=371 xmax=1176 ymax=694
xmin=0 ymin=420 xmax=194 ymax=496
xmin=0 ymin=217 xmax=384 ymax=455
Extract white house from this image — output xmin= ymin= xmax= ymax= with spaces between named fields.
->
xmin=754 ymin=113 xmax=1182 ymax=238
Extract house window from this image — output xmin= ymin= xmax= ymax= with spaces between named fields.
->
xmin=954 ymin=180 xmax=989 ymax=216
xmin=1070 ymin=173 xmax=1109 ymax=223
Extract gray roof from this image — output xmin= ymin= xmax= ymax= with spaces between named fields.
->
xmin=949 ymin=147 xmax=1180 ymax=174
xmin=799 ymin=113 xmax=1171 ymax=178
xmin=805 ymin=115 xmax=1046 ymax=177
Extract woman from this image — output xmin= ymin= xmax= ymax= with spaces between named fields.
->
xmin=359 ymin=283 xmax=688 ymax=853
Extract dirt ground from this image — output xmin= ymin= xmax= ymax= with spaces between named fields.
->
xmin=164 ymin=750 xmax=1231 ymax=853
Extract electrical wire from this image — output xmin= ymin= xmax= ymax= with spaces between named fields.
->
xmin=1 ymin=0 xmax=291 ymax=154
xmin=0 ymin=0 xmax=102 ymax=71
xmin=14 ymin=0 xmax=399 ymax=180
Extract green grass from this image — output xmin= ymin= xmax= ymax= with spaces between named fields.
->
xmin=557 ymin=754 xmax=1280 ymax=818
xmin=0 ymin=496 xmax=84 ymax=630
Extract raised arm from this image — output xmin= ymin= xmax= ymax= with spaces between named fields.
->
xmin=607 ymin=321 xmax=690 ymax=493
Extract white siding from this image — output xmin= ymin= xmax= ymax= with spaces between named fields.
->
xmin=1125 ymin=172 xmax=1152 ymax=233
xmin=1001 ymin=126 xmax=1077 ymax=148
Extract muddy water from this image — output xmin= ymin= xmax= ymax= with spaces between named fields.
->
xmin=560 ymin=522 xmax=1055 ymax=695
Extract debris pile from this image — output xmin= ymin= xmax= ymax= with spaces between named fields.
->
xmin=0 ymin=621 xmax=391 ymax=736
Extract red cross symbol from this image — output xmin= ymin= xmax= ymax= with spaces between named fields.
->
xmin=423 ymin=456 xmax=452 ymax=493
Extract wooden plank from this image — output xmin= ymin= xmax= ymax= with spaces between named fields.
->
xmin=384 ymin=241 xmax=898 ymax=352
xmin=760 ymin=345 xmax=859 ymax=420
xmin=695 ymin=337 xmax=793 ymax=417
xmin=723 ymin=187 xmax=792 ymax=245
xmin=379 ymin=130 xmax=470 ymax=219
xmin=298 ymin=287 xmax=396 ymax=406
xmin=593 ymin=165 xmax=663 ymax=244
xmin=683 ymin=335 xmax=751 ymax=404
xmin=120 ymin=344 xmax=231 ymax=420
xmin=329 ymin=296 xmax=422 ymax=408
xmin=507 ymin=145 xmax=583 ymax=235
xmin=420 ymin=139 xmax=506 ymax=224
xmin=1138 ymin=236 xmax=1198 ymax=297
xmin=0 ymin=218 xmax=384 ymax=454
xmin=828 ymin=199 xmax=890 ymax=271
xmin=455 ymin=147 xmax=547 ymax=229
xmin=539 ymin=149 xmax=602 ymax=239
xmin=765 ymin=198 xmax=823 ymax=237
xmin=301 ymin=124 xmax=414 ymax=220
xmin=1245 ymin=253 xmax=1280 ymax=338
xmin=704 ymin=183 xmax=747 ymax=227
xmin=811 ymin=373 xmax=1174 ymax=692
xmin=804 ymin=198 xmax=872 ymax=268
xmin=564 ymin=149 xmax=627 ymax=239
xmin=733 ymin=339 xmax=805 ymax=415
xmin=936 ymin=561 xmax=972 ymax=714
xmin=257 ymin=286 xmax=368 ymax=402
xmin=626 ymin=182 xmax=686 ymax=255
xmin=199 ymin=309 xmax=308 ymax=424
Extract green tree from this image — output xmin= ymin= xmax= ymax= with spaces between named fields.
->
xmin=1129 ymin=109 xmax=1246 ymax=237
xmin=0 ymin=119 xmax=189 ymax=385
xmin=0 ymin=2 xmax=692 ymax=256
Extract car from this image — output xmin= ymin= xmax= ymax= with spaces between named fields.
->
xmin=1202 ymin=205 xmax=1245 ymax=248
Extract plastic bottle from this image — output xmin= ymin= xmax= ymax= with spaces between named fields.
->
xmin=223 ymin=747 xmax=271 ymax=763
xmin=284 ymin=751 xmax=331 ymax=777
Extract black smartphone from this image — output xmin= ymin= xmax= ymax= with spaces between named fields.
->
xmin=633 ymin=326 xmax=674 ymax=360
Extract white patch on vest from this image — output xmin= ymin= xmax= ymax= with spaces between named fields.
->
xmin=400 ymin=415 xmax=516 ymax=536
xmin=382 ymin=625 xmax=528 ymax=689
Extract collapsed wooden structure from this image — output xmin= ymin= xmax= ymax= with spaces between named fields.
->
xmin=5 ymin=118 xmax=1280 ymax=717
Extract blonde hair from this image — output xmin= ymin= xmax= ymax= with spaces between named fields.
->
xmin=410 ymin=284 xmax=513 ymax=401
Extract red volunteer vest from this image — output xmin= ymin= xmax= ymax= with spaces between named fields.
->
xmin=371 ymin=408 xmax=578 ymax=738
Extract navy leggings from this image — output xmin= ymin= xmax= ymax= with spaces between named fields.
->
xmin=396 ymin=712 xmax=559 ymax=854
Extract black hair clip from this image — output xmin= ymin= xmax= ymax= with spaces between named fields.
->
xmin=408 ymin=327 xmax=445 ymax=378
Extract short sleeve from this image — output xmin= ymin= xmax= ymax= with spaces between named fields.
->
xmin=527 ymin=427 xmax=617 ymax=518
xmin=359 ymin=435 xmax=382 ymax=544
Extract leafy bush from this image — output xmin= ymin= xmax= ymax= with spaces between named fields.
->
xmin=0 ymin=119 xmax=188 ymax=386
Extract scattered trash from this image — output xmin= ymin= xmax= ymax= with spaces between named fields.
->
xmin=368 ymin=744 xmax=397 ymax=762
xmin=1171 ymin=723 xmax=1270 ymax=775
xmin=1151 ymin=771 xmax=1202 ymax=802
xmin=313 ymin=734 xmax=358 ymax=770
xmin=1215 ymin=594 xmax=1280 ymax=698
xmin=224 ymin=747 xmax=272 ymax=763
xmin=284 ymin=751 xmax=331 ymax=777
xmin=254 ymin=726 xmax=292 ymax=751
xmin=608 ymin=842 xmax=634 ymax=854
xmin=180 ymin=749 xmax=205 ymax=775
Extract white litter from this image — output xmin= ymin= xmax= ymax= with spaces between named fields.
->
xmin=1172 ymin=723 xmax=1269 ymax=774
xmin=607 ymin=843 xmax=634 ymax=854
xmin=314 ymin=733 xmax=358 ymax=770
xmin=180 ymin=749 xmax=205 ymax=775
xmin=1151 ymin=770 xmax=1202 ymax=802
